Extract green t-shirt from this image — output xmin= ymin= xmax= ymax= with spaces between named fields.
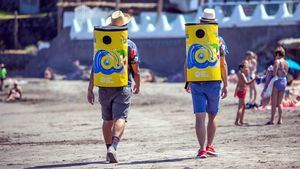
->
xmin=0 ymin=68 xmax=7 ymax=78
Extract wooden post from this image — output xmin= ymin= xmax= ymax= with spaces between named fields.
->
xmin=115 ymin=0 xmax=121 ymax=10
xmin=13 ymin=11 xmax=20 ymax=49
xmin=156 ymin=0 xmax=163 ymax=24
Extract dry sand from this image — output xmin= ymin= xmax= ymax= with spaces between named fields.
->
xmin=0 ymin=79 xmax=299 ymax=169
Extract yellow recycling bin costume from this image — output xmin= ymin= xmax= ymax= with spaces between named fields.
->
xmin=93 ymin=26 xmax=128 ymax=87
xmin=185 ymin=23 xmax=221 ymax=82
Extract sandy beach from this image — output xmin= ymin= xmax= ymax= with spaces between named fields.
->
xmin=0 ymin=79 xmax=299 ymax=169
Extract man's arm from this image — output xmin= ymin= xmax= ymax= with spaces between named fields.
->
xmin=131 ymin=63 xmax=140 ymax=94
xmin=184 ymin=59 xmax=190 ymax=93
xmin=220 ymin=57 xmax=228 ymax=99
xmin=87 ymin=68 xmax=95 ymax=105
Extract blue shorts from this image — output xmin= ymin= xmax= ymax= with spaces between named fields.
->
xmin=190 ymin=82 xmax=221 ymax=115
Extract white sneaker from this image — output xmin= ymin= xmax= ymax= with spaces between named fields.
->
xmin=107 ymin=146 xmax=118 ymax=163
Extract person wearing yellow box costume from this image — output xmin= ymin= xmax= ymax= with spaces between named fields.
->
xmin=184 ymin=8 xmax=229 ymax=159
xmin=93 ymin=26 xmax=129 ymax=87
xmin=87 ymin=11 xmax=140 ymax=163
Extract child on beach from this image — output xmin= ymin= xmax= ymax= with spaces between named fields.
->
xmin=234 ymin=63 xmax=257 ymax=126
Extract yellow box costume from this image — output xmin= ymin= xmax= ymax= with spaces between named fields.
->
xmin=185 ymin=23 xmax=221 ymax=82
xmin=93 ymin=26 xmax=128 ymax=87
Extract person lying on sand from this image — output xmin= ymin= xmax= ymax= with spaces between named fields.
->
xmin=6 ymin=82 xmax=22 ymax=102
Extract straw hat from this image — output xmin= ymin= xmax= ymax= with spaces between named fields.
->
xmin=105 ymin=10 xmax=131 ymax=27
xmin=200 ymin=8 xmax=217 ymax=23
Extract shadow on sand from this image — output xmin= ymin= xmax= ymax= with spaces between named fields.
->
xmin=243 ymin=123 xmax=266 ymax=127
xmin=24 ymin=161 xmax=107 ymax=169
xmin=119 ymin=157 xmax=194 ymax=165
xmin=25 ymin=157 xmax=194 ymax=168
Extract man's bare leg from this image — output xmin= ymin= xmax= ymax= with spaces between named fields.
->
xmin=207 ymin=114 xmax=216 ymax=147
xmin=107 ymin=118 xmax=126 ymax=163
xmin=113 ymin=119 xmax=126 ymax=138
xmin=195 ymin=113 xmax=206 ymax=150
xmin=103 ymin=120 xmax=113 ymax=147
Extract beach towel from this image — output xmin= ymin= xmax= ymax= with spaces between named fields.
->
xmin=263 ymin=76 xmax=278 ymax=98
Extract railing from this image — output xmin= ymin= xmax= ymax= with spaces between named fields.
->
xmin=64 ymin=1 xmax=300 ymax=39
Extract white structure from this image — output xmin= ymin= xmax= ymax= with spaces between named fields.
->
xmin=221 ymin=5 xmax=250 ymax=27
xmin=66 ymin=2 xmax=300 ymax=40
xmin=248 ymin=4 xmax=276 ymax=26
xmin=170 ymin=14 xmax=186 ymax=37
xmin=169 ymin=0 xmax=199 ymax=12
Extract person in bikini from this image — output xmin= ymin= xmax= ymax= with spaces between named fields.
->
xmin=234 ymin=63 xmax=256 ymax=126
xmin=266 ymin=47 xmax=289 ymax=125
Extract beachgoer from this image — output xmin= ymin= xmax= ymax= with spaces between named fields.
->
xmin=0 ymin=63 xmax=7 ymax=91
xmin=234 ymin=63 xmax=256 ymax=126
xmin=6 ymin=82 xmax=22 ymax=102
xmin=87 ymin=10 xmax=140 ymax=163
xmin=266 ymin=47 xmax=289 ymax=125
xmin=184 ymin=8 xmax=229 ymax=158
xmin=44 ymin=67 xmax=55 ymax=80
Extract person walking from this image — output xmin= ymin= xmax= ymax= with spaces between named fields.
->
xmin=87 ymin=10 xmax=140 ymax=163
xmin=185 ymin=8 xmax=229 ymax=158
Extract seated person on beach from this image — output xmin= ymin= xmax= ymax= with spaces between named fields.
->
xmin=44 ymin=67 xmax=55 ymax=80
xmin=6 ymin=82 xmax=22 ymax=102
xmin=234 ymin=63 xmax=256 ymax=126
xmin=142 ymin=70 xmax=156 ymax=83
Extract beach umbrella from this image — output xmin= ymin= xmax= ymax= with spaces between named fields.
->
xmin=286 ymin=58 xmax=300 ymax=70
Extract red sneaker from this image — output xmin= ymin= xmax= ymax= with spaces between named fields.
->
xmin=206 ymin=145 xmax=218 ymax=156
xmin=197 ymin=149 xmax=207 ymax=158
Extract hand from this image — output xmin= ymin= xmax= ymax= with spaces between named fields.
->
xmin=234 ymin=92 xmax=237 ymax=98
xmin=185 ymin=83 xmax=191 ymax=93
xmin=221 ymin=86 xmax=228 ymax=99
xmin=87 ymin=89 xmax=94 ymax=105
xmin=132 ymin=84 xmax=140 ymax=94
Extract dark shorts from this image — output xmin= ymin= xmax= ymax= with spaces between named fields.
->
xmin=190 ymin=82 xmax=221 ymax=115
xmin=98 ymin=86 xmax=132 ymax=121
